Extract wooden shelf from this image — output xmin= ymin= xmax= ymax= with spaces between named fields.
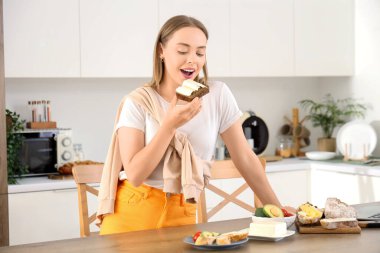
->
xmin=26 ymin=122 xmax=57 ymax=129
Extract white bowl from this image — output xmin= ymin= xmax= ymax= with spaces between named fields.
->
xmin=305 ymin=151 xmax=336 ymax=161
xmin=251 ymin=215 xmax=296 ymax=229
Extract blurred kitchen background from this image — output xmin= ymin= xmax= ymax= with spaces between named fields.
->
xmin=4 ymin=0 xmax=380 ymax=161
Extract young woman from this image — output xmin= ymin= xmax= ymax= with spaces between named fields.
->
xmin=97 ymin=15 xmax=287 ymax=235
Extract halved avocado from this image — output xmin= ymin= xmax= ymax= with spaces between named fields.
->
xmin=254 ymin=207 xmax=266 ymax=217
xmin=263 ymin=204 xmax=284 ymax=218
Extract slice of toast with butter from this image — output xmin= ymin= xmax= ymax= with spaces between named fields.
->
xmin=176 ymin=80 xmax=209 ymax=102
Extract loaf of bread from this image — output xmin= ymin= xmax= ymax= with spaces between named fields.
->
xmin=324 ymin=198 xmax=357 ymax=219
xmin=176 ymin=80 xmax=209 ymax=102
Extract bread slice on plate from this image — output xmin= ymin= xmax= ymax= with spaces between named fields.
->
xmin=221 ymin=229 xmax=249 ymax=242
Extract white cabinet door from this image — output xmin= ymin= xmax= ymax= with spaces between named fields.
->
xmin=8 ymin=188 xmax=99 ymax=245
xmin=3 ymin=0 xmax=80 ymax=77
xmin=356 ymin=175 xmax=380 ymax=204
xmin=230 ymin=0 xmax=294 ymax=76
xmin=267 ymin=170 xmax=310 ymax=208
xmin=294 ymin=0 xmax=354 ymax=76
xmin=159 ymin=0 xmax=230 ymax=77
xmin=310 ymin=169 xmax=368 ymax=207
xmin=80 ymin=0 xmax=158 ymax=77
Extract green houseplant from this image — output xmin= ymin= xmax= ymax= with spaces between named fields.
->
xmin=6 ymin=109 xmax=28 ymax=184
xmin=299 ymin=94 xmax=367 ymax=152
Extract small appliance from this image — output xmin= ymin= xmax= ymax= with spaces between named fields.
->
xmin=15 ymin=128 xmax=74 ymax=176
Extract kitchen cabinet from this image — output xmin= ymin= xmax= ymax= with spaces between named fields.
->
xmin=267 ymin=169 xmax=310 ymax=207
xmin=80 ymin=0 xmax=158 ymax=77
xmin=3 ymin=0 xmax=80 ymax=77
xmin=230 ymin=0 xmax=354 ymax=77
xmin=310 ymin=169 xmax=380 ymax=207
xmin=158 ymin=0 xmax=230 ymax=77
xmin=294 ymin=0 xmax=354 ymax=76
xmin=4 ymin=0 xmax=354 ymax=78
xmin=230 ymin=0 xmax=294 ymax=76
xmin=8 ymin=187 xmax=99 ymax=246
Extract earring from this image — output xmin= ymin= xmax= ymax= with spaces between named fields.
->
xmin=161 ymin=57 xmax=164 ymax=63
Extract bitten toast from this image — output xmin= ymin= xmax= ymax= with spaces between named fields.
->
xmin=176 ymin=80 xmax=209 ymax=102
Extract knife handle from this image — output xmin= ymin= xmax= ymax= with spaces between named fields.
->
xmin=359 ymin=221 xmax=380 ymax=228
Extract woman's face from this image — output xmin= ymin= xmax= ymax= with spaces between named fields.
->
xmin=160 ymin=27 xmax=207 ymax=86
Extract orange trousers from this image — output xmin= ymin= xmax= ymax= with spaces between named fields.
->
xmin=99 ymin=180 xmax=196 ymax=235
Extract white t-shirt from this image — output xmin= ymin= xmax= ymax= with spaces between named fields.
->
xmin=116 ymin=81 xmax=242 ymax=188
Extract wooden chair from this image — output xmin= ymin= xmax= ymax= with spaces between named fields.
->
xmin=197 ymin=158 xmax=266 ymax=223
xmin=72 ymin=164 xmax=103 ymax=237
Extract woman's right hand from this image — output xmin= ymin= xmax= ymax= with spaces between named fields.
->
xmin=162 ymin=96 xmax=202 ymax=131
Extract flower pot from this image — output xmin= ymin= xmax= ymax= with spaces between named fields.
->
xmin=317 ymin=137 xmax=336 ymax=152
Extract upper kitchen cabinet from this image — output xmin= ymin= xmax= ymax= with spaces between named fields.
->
xmin=80 ymin=0 xmax=158 ymax=77
xmin=230 ymin=0 xmax=294 ymax=76
xmin=294 ymin=0 xmax=354 ymax=76
xmin=3 ymin=0 xmax=81 ymax=77
xmin=159 ymin=0 xmax=230 ymax=77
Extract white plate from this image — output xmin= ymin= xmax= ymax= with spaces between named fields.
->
xmin=305 ymin=151 xmax=336 ymax=161
xmin=248 ymin=230 xmax=295 ymax=242
xmin=336 ymin=121 xmax=377 ymax=160
xmin=183 ymin=236 xmax=248 ymax=250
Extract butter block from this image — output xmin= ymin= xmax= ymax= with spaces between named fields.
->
xmin=249 ymin=221 xmax=287 ymax=237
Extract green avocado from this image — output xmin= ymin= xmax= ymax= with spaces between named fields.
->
xmin=254 ymin=208 xmax=266 ymax=217
xmin=263 ymin=204 xmax=284 ymax=218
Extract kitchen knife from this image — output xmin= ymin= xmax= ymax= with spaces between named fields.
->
xmin=358 ymin=221 xmax=380 ymax=228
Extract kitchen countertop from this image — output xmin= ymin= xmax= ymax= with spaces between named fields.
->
xmin=1 ymin=215 xmax=379 ymax=253
xmin=8 ymin=158 xmax=380 ymax=194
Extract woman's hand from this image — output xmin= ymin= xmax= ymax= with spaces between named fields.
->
xmin=162 ymin=96 xmax=202 ymax=131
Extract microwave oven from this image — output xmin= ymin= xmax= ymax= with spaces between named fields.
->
xmin=16 ymin=128 xmax=74 ymax=176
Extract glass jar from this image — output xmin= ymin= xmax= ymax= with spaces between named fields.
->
xmin=73 ymin=143 xmax=85 ymax=161
xmin=276 ymin=136 xmax=293 ymax=158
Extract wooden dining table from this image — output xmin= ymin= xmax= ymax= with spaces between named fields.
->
xmin=0 ymin=217 xmax=379 ymax=253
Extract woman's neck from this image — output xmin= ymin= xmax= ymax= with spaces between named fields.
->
xmin=156 ymin=79 xmax=178 ymax=102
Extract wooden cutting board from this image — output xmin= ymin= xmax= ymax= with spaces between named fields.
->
xmin=296 ymin=221 xmax=361 ymax=234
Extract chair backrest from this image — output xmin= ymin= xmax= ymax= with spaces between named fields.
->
xmin=197 ymin=158 xmax=266 ymax=223
xmin=72 ymin=164 xmax=103 ymax=237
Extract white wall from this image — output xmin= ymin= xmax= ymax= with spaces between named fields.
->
xmin=5 ymin=77 xmax=320 ymax=161
xmin=319 ymin=0 xmax=380 ymax=156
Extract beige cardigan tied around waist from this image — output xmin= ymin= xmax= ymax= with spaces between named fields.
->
xmin=96 ymin=86 xmax=211 ymax=224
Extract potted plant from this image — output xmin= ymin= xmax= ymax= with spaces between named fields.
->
xmin=299 ymin=94 xmax=367 ymax=152
xmin=6 ymin=109 xmax=28 ymax=184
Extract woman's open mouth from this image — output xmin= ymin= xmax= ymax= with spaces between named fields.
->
xmin=181 ymin=69 xmax=195 ymax=79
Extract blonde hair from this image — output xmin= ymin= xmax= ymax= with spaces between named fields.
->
xmin=148 ymin=15 xmax=209 ymax=88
